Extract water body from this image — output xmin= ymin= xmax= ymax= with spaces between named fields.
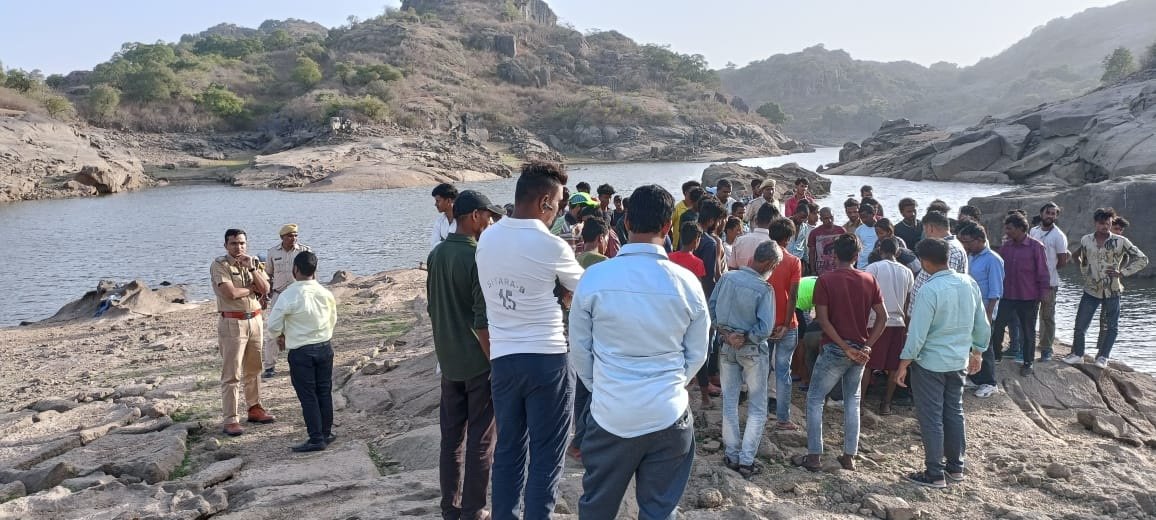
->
xmin=2 ymin=147 xmax=1153 ymax=372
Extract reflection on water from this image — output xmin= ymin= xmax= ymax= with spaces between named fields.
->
xmin=1 ymin=148 xmax=1153 ymax=373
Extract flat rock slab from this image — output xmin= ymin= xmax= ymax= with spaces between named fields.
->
xmin=999 ymin=363 xmax=1104 ymax=411
xmin=179 ymin=457 xmax=244 ymax=489
xmin=114 ymin=416 xmax=174 ymax=435
xmin=224 ymin=440 xmax=379 ymax=496
xmin=0 ymin=410 xmax=36 ymax=438
xmin=0 ymin=436 xmax=82 ymax=471
xmin=378 ymin=424 xmax=440 ymax=471
xmin=0 ymin=482 xmax=226 ymax=520
xmin=33 ymin=427 xmax=187 ymax=484
xmin=0 ymin=403 xmax=139 ymax=448
xmin=218 ymin=469 xmax=441 ymax=520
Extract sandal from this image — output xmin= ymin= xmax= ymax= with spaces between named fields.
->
xmin=791 ymin=454 xmax=821 ymax=472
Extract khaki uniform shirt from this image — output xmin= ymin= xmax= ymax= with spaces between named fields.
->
xmin=211 ymin=256 xmax=263 ymax=313
xmin=266 ymin=243 xmax=312 ymax=294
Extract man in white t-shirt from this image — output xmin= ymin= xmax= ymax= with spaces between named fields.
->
xmin=1029 ymin=202 xmax=1070 ymax=362
xmin=429 ymin=183 xmax=458 ymax=249
xmin=855 ymin=204 xmax=879 ymax=269
xmin=476 ymin=161 xmax=584 ymax=519
xmin=864 ymin=238 xmax=914 ymax=415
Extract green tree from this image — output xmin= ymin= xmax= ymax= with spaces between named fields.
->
xmin=41 ymin=95 xmax=74 ymax=118
xmin=45 ymin=74 xmax=66 ymax=89
xmin=0 ymin=60 xmax=6 ymax=86
xmin=263 ymin=29 xmax=293 ymax=51
xmin=117 ymin=43 xmax=177 ymax=67
xmin=1144 ymin=41 xmax=1156 ymax=70
xmin=4 ymin=69 xmax=35 ymax=92
xmin=756 ymin=101 xmax=790 ymax=125
xmin=121 ymin=65 xmax=179 ymax=101
xmin=195 ymin=84 xmax=245 ymax=117
xmin=1101 ymin=47 xmax=1137 ymax=84
xmin=86 ymin=84 xmax=121 ymax=121
xmin=292 ymin=56 xmax=323 ymax=88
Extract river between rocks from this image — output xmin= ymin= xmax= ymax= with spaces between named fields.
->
xmin=2 ymin=147 xmax=1154 ymax=372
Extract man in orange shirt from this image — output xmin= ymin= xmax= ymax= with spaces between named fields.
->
xmin=766 ymin=218 xmax=803 ymax=430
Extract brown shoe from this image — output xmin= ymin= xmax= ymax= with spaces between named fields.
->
xmin=837 ymin=453 xmax=856 ymax=471
xmin=222 ymin=423 xmax=244 ymax=436
xmin=247 ymin=405 xmax=276 ymax=424
xmin=791 ymin=454 xmax=821 ymax=472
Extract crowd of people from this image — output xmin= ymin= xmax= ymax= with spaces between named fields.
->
xmin=205 ymin=160 xmax=1149 ymax=519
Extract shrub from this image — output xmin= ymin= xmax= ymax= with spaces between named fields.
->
xmin=41 ymin=94 xmax=74 ymax=118
xmin=756 ymin=101 xmax=790 ymax=125
xmin=195 ymin=84 xmax=245 ymax=117
xmin=121 ymin=65 xmax=180 ymax=101
xmin=4 ymin=69 xmax=35 ymax=93
xmin=86 ymin=84 xmax=121 ymax=120
xmin=1101 ymin=47 xmax=1137 ymax=84
xmin=292 ymin=56 xmax=323 ymax=88
xmin=1144 ymin=41 xmax=1156 ymax=70
xmin=352 ymin=63 xmax=402 ymax=85
xmin=263 ymin=29 xmax=294 ymax=51
xmin=192 ymin=35 xmax=264 ymax=59
xmin=365 ymin=79 xmax=392 ymax=102
xmin=45 ymin=74 xmax=66 ymax=89
xmin=327 ymin=94 xmax=388 ymax=121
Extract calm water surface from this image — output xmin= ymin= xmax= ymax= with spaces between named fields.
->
xmin=2 ymin=147 xmax=1153 ymax=372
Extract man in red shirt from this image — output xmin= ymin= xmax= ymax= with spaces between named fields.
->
xmin=766 ymin=218 xmax=802 ymax=430
xmin=784 ymin=178 xmax=815 ymax=219
xmin=670 ymin=222 xmax=707 ymax=277
xmin=808 ymin=207 xmax=847 ymax=278
xmin=793 ymin=234 xmax=887 ymax=472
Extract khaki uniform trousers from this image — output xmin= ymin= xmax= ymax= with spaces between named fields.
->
xmin=220 ymin=315 xmax=264 ymax=424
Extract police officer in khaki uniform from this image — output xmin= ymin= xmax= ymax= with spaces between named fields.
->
xmin=263 ymin=223 xmax=312 ymax=378
xmin=212 ymin=228 xmax=277 ymax=436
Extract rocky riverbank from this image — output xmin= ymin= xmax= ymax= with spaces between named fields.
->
xmin=3 ymin=268 xmax=1156 ymax=518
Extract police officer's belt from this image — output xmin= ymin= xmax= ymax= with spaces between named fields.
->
xmin=221 ymin=310 xmax=262 ymax=320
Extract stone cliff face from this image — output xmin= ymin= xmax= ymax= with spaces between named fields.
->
xmin=824 ymin=70 xmax=1156 ymax=187
xmin=0 ymin=113 xmax=152 ymax=202
xmin=401 ymin=0 xmax=557 ymax=25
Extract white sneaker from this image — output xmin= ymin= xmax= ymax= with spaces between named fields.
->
xmin=974 ymin=384 xmax=998 ymax=398
xmin=1061 ymin=354 xmax=1083 ymax=365
xmin=1095 ymin=357 xmax=1110 ymax=369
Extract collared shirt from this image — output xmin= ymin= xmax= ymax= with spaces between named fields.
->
xmin=430 ymin=214 xmax=457 ymax=249
xmin=746 ymin=197 xmax=777 ymax=223
xmin=731 ymin=228 xmax=771 ymax=269
xmin=901 ymin=270 xmax=991 ymax=372
xmin=266 ymin=243 xmax=312 ymax=294
xmin=843 ymin=220 xmax=862 ymax=235
xmin=210 ymin=256 xmax=262 ymax=313
xmin=968 ymin=247 xmax=1005 ymax=303
xmin=1030 ymin=225 xmax=1069 ymax=287
xmin=426 ymin=233 xmax=490 ymax=381
xmin=266 ymin=279 xmax=337 ymax=350
xmin=709 ymin=266 xmax=775 ymax=346
xmin=910 ymin=235 xmax=968 ymax=303
xmin=998 ymin=235 xmax=1050 ymax=301
xmin=569 ymin=243 xmax=710 ymax=438
xmin=476 ymin=217 xmax=584 ymax=359
xmin=1073 ymin=233 xmax=1149 ymax=298
xmin=788 ymin=221 xmax=813 ymax=261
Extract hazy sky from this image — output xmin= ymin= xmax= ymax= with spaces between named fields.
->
xmin=0 ymin=0 xmax=1121 ymax=74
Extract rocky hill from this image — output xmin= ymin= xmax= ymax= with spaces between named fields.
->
xmin=4 ymin=269 xmax=1156 ymax=518
xmin=720 ymin=0 xmax=1156 ymax=141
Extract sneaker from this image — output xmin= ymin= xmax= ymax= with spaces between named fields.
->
xmin=1061 ymin=354 xmax=1083 ymax=365
xmin=738 ymin=461 xmax=764 ymax=479
xmin=1095 ymin=357 xmax=1110 ymax=369
xmin=1020 ymin=365 xmax=1034 ymax=377
xmin=906 ymin=471 xmax=947 ymax=489
xmin=262 ymin=368 xmax=276 ymax=379
xmin=946 ymin=469 xmax=967 ymax=483
xmin=974 ymin=384 xmax=998 ymax=398
xmin=1040 ymin=351 xmax=1053 ymax=362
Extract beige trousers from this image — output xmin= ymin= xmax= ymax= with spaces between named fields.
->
xmin=219 ymin=315 xmax=264 ymax=424
xmin=263 ymin=292 xmax=281 ymax=370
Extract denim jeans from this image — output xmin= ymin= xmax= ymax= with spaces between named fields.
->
xmin=579 ymin=411 xmax=694 ymax=520
xmin=805 ymin=344 xmax=864 ymax=456
xmin=490 ymin=353 xmax=573 ymax=520
xmin=992 ymin=300 xmax=1040 ymax=366
xmin=910 ymin=363 xmax=966 ymax=479
xmin=720 ymin=342 xmax=770 ymax=466
xmin=1072 ymin=293 xmax=1121 ymax=359
xmin=287 ymin=341 xmax=334 ymax=444
xmin=769 ymin=329 xmax=799 ymax=422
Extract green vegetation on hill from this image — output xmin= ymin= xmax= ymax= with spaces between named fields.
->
xmin=720 ymin=0 xmax=1156 ymax=140
xmin=1 ymin=0 xmax=766 ymax=144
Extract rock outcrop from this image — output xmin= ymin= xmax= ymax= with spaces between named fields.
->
xmin=0 ymin=113 xmax=152 ymax=202
xmin=39 ymin=280 xmax=192 ymax=324
xmin=969 ymin=174 xmax=1156 ymax=277
xmin=701 ymin=162 xmax=831 ymax=201
xmin=824 ymin=71 xmax=1156 ymax=187
xmin=547 ymin=119 xmax=810 ymax=162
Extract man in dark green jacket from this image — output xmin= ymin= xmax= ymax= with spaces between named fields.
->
xmin=427 ymin=190 xmax=503 ymax=520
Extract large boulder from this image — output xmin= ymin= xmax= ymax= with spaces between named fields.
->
xmin=928 ymin=134 xmax=1003 ymax=180
xmin=969 ymin=174 xmax=1156 ymax=277
xmin=702 ymin=162 xmax=831 ymax=201
xmin=40 ymin=280 xmax=192 ymax=323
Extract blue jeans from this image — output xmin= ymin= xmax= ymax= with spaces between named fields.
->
xmin=490 ymin=353 xmax=573 ymax=520
xmin=910 ymin=363 xmax=966 ymax=479
xmin=720 ymin=342 xmax=770 ymax=466
xmin=806 ymin=344 xmax=864 ymax=456
xmin=769 ymin=329 xmax=799 ymax=423
xmin=579 ymin=411 xmax=694 ymax=520
xmin=1072 ymin=293 xmax=1121 ymax=359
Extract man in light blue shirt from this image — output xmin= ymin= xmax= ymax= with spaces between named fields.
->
xmin=893 ymin=238 xmax=991 ymax=489
xmin=570 ymin=184 xmax=710 ymax=520
xmin=855 ymin=204 xmax=879 ymax=269
xmin=958 ymin=223 xmax=1004 ymax=398
xmin=709 ymin=240 xmax=779 ymax=479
